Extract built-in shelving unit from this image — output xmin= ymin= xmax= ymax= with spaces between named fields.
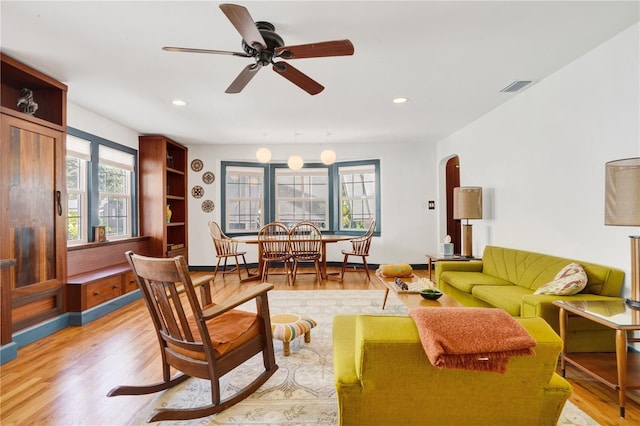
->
xmin=139 ymin=135 xmax=188 ymax=260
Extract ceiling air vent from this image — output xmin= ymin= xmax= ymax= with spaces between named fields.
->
xmin=500 ymin=80 xmax=532 ymax=93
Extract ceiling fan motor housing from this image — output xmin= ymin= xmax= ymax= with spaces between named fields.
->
xmin=242 ymin=21 xmax=284 ymax=65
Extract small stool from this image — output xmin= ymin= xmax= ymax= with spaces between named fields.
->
xmin=270 ymin=313 xmax=317 ymax=356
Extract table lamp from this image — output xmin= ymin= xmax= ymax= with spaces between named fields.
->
xmin=454 ymin=186 xmax=483 ymax=258
xmin=605 ymin=157 xmax=640 ymax=308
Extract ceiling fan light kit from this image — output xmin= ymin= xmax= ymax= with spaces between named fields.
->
xmin=163 ymin=3 xmax=354 ymax=95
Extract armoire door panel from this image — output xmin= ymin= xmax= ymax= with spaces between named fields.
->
xmin=1 ymin=114 xmax=66 ymax=332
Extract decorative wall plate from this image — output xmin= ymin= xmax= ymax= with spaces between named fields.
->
xmin=202 ymin=171 xmax=215 ymax=184
xmin=190 ymin=159 xmax=204 ymax=172
xmin=201 ymin=199 xmax=215 ymax=213
xmin=191 ymin=185 xmax=204 ymax=199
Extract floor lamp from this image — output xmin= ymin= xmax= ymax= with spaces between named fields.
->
xmin=454 ymin=187 xmax=483 ymax=258
xmin=605 ymin=158 xmax=640 ymax=309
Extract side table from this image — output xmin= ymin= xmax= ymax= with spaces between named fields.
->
xmin=425 ymin=253 xmax=480 ymax=281
xmin=553 ymin=299 xmax=640 ymax=418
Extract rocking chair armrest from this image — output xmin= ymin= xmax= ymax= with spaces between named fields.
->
xmin=202 ymin=283 xmax=274 ymax=319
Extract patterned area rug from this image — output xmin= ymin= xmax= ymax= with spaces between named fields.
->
xmin=133 ymin=290 xmax=597 ymax=425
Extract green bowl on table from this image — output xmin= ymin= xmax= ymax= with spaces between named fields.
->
xmin=420 ymin=288 xmax=443 ymax=300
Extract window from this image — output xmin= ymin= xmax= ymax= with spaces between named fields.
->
xmin=224 ymin=165 xmax=265 ymax=232
xmin=221 ymin=160 xmax=379 ymax=235
xmin=98 ymin=145 xmax=134 ymax=239
xmin=339 ymin=164 xmax=376 ymax=230
xmin=274 ymin=167 xmax=329 ymax=228
xmin=66 ymin=135 xmax=90 ymax=244
xmin=65 ymin=128 xmax=137 ymax=245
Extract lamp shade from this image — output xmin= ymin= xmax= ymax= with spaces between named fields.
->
xmin=605 ymin=157 xmax=640 ymax=226
xmin=256 ymin=147 xmax=272 ymax=163
xmin=288 ymin=155 xmax=304 ymax=171
xmin=453 ymin=187 xmax=483 ymax=220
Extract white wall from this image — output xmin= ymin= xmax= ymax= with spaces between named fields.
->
xmin=187 ymin=142 xmax=439 ymax=267
xmin=437 ymin=23 xmax=640 ymax=298
xmin=67 ymin=102 xmax=139 ymax=149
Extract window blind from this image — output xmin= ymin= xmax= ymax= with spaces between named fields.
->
xmin=99 ymin=145 xmax=135 ymax=171
xmin=67 ymin=135 xmax=91 ymax=161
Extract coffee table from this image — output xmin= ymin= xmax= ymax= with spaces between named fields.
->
xmin=374 ymin=273 xmax=462 ymax=310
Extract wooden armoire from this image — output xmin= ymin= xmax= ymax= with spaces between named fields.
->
xmin=0 ymin=54 xmax=68 ymax=352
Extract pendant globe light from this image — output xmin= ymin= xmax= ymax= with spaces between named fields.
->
xmin=256 ymin=147 xmax=271 ymax=163
xmin=288 ymin=155 xmax=304 ymax=170
xmin=321 ymin=149 xmax=336 ymax=165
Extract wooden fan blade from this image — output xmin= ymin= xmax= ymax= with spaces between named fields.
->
xmin=163 ymin=46 xmax=250 ymax=57
xmin=272 ymin=62 xmax=324 ymax=95
xmin=275 ymin=39 xmax=354 ymax=59
xmin=226 ymin=64 xmax=262 ymax=93
xmin=219 ymin=4 xmax=267 ymax=50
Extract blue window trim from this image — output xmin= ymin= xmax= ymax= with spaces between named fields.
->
xmin=333 ymin=159 xmax=381 ymax=236
xmin=67 ymin=127 xmax=138 ymax=241
xmin=220 ymin=161 xmax=269 ymax=235
xmin=221 ymin=159 xmax=380 ymax=237
xmin=269 ymin=162 xmax=335 ymax=231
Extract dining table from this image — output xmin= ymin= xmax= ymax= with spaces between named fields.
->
xmin=234 ymin=234 xmax=353 ymax=282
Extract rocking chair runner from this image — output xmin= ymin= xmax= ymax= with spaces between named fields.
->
xmin=107 ymin=251 xmax=278 ymax=422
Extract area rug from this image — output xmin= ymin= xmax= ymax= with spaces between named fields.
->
xmin=132 ymin=290 xmax=597 ymax=425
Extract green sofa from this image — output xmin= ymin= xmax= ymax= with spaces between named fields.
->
xmin=333 ymin=314 xmax=572 ymax=426
xmin=435 ymin=246 xmax=625 ymax=352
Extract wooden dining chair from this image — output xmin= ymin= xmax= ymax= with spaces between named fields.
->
xmin=289 ymin=222 xmax=322 ymax=284
xmin=107 ymin=251 xmax=278 ymax=422
xmin=340 ymin=220 xmax=376 ymax=282
xmin=208 ymin=220 xmax=252 ymax=281
xmin=258 ymin=222 xmax=293 ymax=286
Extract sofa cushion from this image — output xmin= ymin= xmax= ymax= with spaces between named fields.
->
xmin=482 ymin=246 xmax=575 ymax=290
xmin=534 ymin=263 xmax=588 ymax=296
xmin=481 ymin=246 xmax=625 ymax=295
xmin=472 ymin=285 xmax=534 ymax=316
xmin=440 ymin=271 xmax=512 ymax=293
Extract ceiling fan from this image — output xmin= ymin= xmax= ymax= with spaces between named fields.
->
xmin=162 ymin=3 xmax=354 ymax=95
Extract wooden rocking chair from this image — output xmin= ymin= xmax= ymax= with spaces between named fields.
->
xmin=107 ymin=251 xmax=278 ymax=422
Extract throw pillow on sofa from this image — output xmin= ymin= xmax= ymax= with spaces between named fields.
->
xmin=534 ymin=263 xmax=588 ymax=296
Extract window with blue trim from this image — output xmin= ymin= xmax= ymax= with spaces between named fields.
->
xmin=66 ymin=127 xmax=138 ymax=244
xmin=221 ymin=160 xmax=380 ymax=235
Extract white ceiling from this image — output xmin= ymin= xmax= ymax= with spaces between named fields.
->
xmin=2 ymin=1 xmax=638 ymax=146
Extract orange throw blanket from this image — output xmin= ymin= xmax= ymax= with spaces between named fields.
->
xmin=408 ymin=307 xmax=536 ymax=374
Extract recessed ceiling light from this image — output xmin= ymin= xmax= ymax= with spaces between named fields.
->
xmin=171 ymin=99 xmax=187 ymax=106
xmin=392 ymin=97 xmax=408 ymax=104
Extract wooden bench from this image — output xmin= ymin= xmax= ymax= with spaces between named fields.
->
xmin=66 ymin=237 xmax=151 ymax=325
xmin=67 ymin=263 xmax=138 ymax=312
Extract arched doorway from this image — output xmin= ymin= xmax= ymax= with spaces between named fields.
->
xmin=445 ymin=156 xmax=461 ymax=254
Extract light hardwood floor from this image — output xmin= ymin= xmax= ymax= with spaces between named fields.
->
xmin=1 ymin=267 xmax=638 ymax=425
